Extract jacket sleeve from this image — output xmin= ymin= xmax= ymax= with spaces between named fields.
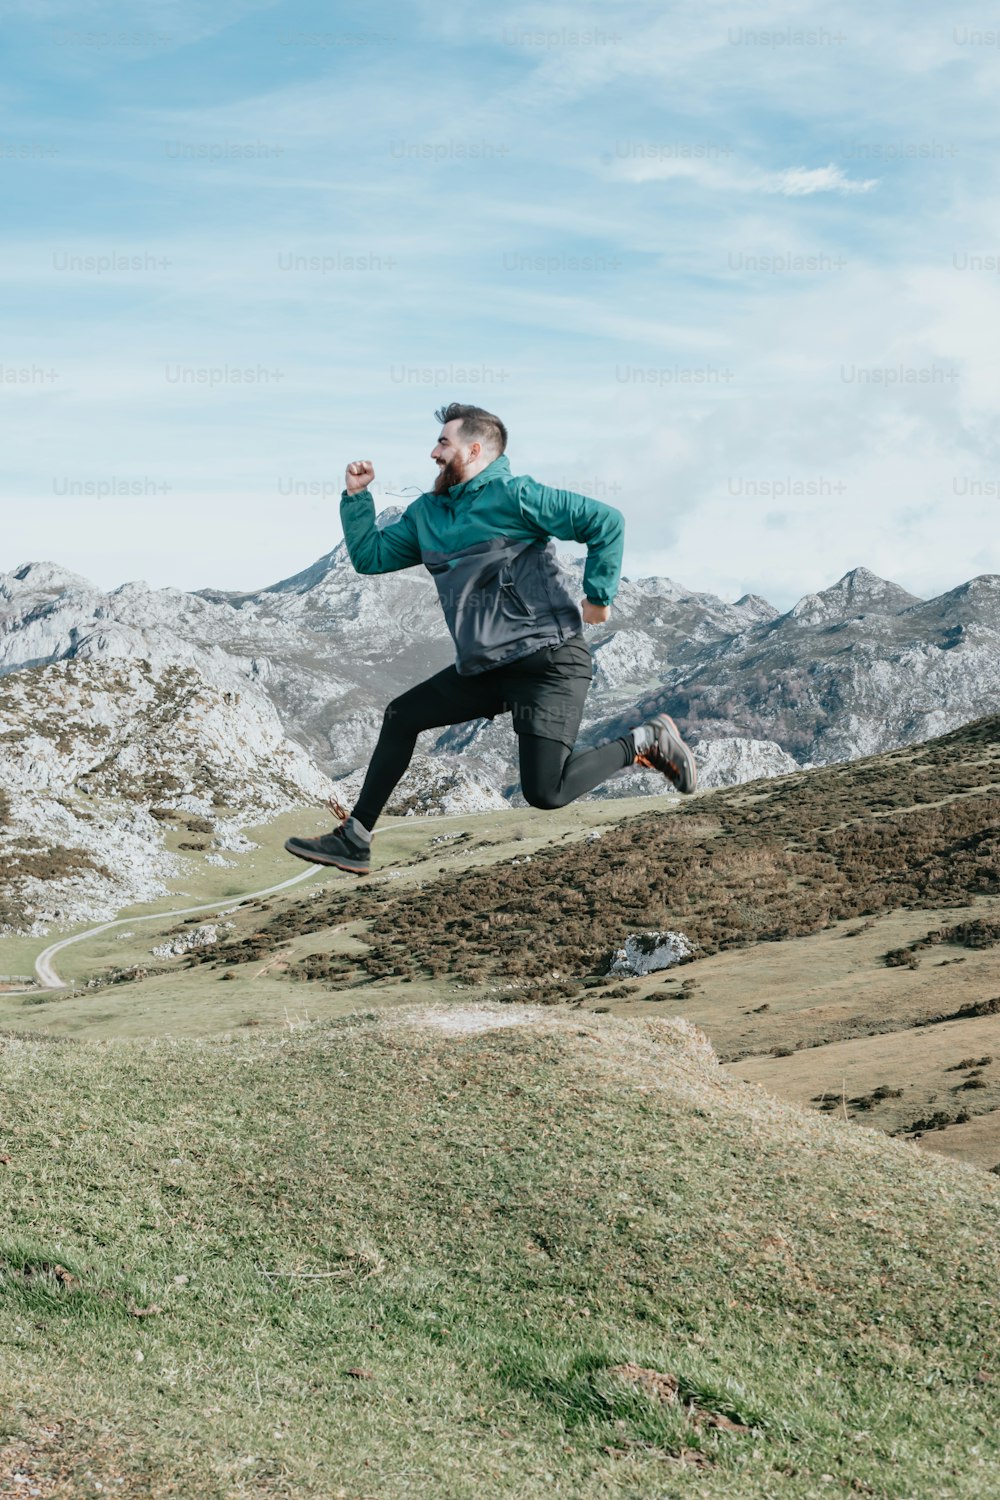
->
xmin=339 ymin=489 xmax=422 ymax=574
xmin=516 ymin=480 xmax=624 ymax=607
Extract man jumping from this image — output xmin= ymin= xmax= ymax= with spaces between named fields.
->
xmin=285 ymin=403 xmax=696 ymax=875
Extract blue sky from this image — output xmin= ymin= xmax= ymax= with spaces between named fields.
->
xmin=3 ymin=0 xmax=1000 ymax=608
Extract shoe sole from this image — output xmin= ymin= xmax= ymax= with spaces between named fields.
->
xmin=637 ymin=714 xmax=697 ymax=794
xmin=284 ymin=838 xmax=370 ymax=875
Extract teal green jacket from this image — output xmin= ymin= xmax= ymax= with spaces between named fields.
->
xmin=340 ymin=455 xmax=624 ymax=675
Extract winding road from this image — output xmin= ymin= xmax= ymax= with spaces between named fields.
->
xmin=20 ymin=865 xmax=322 ymax=993
xmin=4 ymin=809 xmax=543 ymax=998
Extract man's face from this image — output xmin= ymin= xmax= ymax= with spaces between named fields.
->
xmin=431 ymin=420 xmax=477 ymax=495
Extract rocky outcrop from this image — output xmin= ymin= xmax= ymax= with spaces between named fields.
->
xmin=0 ymin=657 xmax=339 ymax=934
xmin=690 ymin=735 xmax=800 ymax=788
xmin=609 ymin=930 xmax=695 ymax=976
xmin=151 ymin=922 xmax=233 ymax=959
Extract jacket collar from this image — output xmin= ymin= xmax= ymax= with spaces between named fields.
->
xmin=429 ymin=453 xmax=510 ymax=505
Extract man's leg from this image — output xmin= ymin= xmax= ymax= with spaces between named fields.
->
xmin=506 ymin=636 xmax=634 ymax=809
xmin=286 ymin=664 xmax=506 ymax=871
xmin=518 ymin=732 xmax=635 ymax=810
xmin=350 ymin=665 xmax=506 ymax=832
xmin=508 ymin=638 xmax=696 ymax=806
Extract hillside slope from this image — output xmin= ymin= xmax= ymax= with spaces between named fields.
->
xmin=190 ymin=714 xmax=1000 ymax=989
xmin=2 ymin=1007 xmax=999 ymax=1498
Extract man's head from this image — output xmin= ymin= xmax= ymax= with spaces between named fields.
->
xmin=431 ymin=403 xmax=508 ymax=496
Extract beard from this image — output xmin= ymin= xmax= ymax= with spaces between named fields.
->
xmin=432 ymin=453 xmax=469 ymax=496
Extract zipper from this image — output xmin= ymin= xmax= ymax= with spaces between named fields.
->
xmin=500 ymin=574 xmax=533 ymax=617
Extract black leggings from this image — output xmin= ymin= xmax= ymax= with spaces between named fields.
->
xmin=351 ymin=665 xmax=635 ymax=831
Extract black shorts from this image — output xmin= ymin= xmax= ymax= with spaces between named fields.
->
xmin=386 ymin=635 xmax=594 ymax=752
xmin=493 ymin=635 xmax=593 ymax=748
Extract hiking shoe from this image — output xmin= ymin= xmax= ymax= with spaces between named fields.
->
xmin=633 ymin=714 xmax=697 ymax=795
xmin=284 ymin=800 xmax=371 ymax=874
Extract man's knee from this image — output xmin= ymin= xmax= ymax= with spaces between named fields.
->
xmin=519 ymin=734 xmax=571 ymax=810
xmin=523 ymin=789 xmax=562 ymax=811
xmin=382 ymin=693 xmax=421 ymax=733
xmin=520 ymin=778 xmax=567 ymax=811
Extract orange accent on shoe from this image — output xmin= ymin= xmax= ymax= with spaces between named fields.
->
xmin=635 ymin=750 xmax=682 ymax=779
xmin=327 ymin=796 xmax=351 ymax=823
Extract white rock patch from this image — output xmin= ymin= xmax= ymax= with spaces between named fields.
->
xmin=609 ymin=931 xmax=695 ymax=976
xmin=692 ymin=735 xmax=799 ymax=788
xmin=591 ymin=629 xmax=660 ymax=690
xmin=151 ymin=922 xmax=233 ymax=959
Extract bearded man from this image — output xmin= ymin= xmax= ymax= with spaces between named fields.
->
xmin=285 ymin=402 xmax=695 ymax=874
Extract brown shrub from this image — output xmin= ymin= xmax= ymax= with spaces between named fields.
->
xmin=188 ymin=716 xmax=1000 ymax=997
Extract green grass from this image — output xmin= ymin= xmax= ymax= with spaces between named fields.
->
xmin=3 ymin=1008 xmax=1000 ymax=1498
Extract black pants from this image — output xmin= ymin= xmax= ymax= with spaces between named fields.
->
xmin=350 ymin=636 xmax=636 ymax=831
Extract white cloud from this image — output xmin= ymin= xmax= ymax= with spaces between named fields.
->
xmin=769 ymin=164 xmax=878 ymax=195
xmin=613 ymin=155 xmax=878 ymax=195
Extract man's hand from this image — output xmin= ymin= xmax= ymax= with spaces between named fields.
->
xmin=581 ymin=598 xmax=610 ymax=625
xmin=345 ymin=460 xmax=375 ymax=495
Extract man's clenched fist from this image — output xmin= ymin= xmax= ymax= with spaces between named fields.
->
xmin=581 ymin=599 xmax=610 ymax=624
xmin=345 ymin=460 xmax=375 ymax=495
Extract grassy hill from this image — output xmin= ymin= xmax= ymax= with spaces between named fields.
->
xmin=3 ymin=1006 xmax=999 ymax=1498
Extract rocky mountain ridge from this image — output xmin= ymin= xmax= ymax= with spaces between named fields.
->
xmin=0 ymin=527 xmax=796 ymax=800
xmin=2 ymin=534 xmax=999 ymax=935
xmin=4 ymin=539 xmax=999 ymax=791
xmin=601 ymin=566 xmax=1000 ymax=764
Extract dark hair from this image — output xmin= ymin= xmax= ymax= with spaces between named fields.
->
xmin=434 ymin=402 xmax=507 ymax=455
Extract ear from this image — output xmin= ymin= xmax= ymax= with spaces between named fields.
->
xmin=468 ymin=440 xmax=482 ymax=461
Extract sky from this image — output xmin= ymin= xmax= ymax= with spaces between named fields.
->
xmin=3 ymin=0 xmax=1000 ymax=610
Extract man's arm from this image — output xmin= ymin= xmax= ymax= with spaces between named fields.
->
xmin=516 ymin=478 xmax=624 ymax=607
xmin=339 ymin=459 xmax=422 ymax=575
